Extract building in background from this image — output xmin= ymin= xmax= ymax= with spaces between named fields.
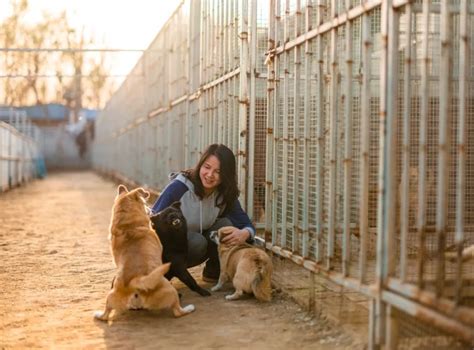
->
xmin=1 ymin=104 xmax=98 ymax=169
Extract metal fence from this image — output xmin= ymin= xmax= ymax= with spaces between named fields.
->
xmin=0 ymin=109 xmax=43 ymax=191
xmin=92 ymin=0 xmax=474 ymax=347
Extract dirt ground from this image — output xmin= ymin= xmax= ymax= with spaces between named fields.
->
xmin=0 ymin=171 xmax=363 ymax=349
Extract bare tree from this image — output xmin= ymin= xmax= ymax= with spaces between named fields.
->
xmin=0 ymin=0 xmax=116 ymax=110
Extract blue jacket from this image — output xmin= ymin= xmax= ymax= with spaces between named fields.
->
xmin=151 ymin=173 xmax=256 ymax=240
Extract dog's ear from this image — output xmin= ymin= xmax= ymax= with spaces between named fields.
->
xmin=136 ymin=188 xmax=150 ymax=199
xmin=118 ymin=184 xmax=128 ymax=194
xmin=171 ymin=201 xmax=181 ymax=209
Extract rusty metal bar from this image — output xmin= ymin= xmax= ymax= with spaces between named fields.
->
xmin=238 ymin=0 xmax=249 ymax=204
xmin=359 ymin=11 xmax=371 ymax=284
xmin=265 ymin=0 xmax=276 ymax=243
xmin=271 ymin=0 xmax=281 ymax=247
xmin=381 ymin=290 xmax=474 ymax=345
xmin=417 ymin=0 xmax=430 ymax=290
xmin=387 ymin=278 xmax=474 ymax=327
xmin=342 ymin=0 xmax=353 ymax=277
xmin=281 ymin=0 xmax=290 ymax=248
xmin=292 ymin=0 xmax=302 ymax=253
xmin=384 ymin=4 xmax=400 ymax=348
xmin=454 ymin=0 xmax=469 ymax=304
xmin=315 ymin=0 xmax=325 ymax=263
xmin=399 ymin=2 xmax=412 ymax=283
xmin=301 ymin=0 xmax=313 ymax=258
xmin=435 ymin=0 xmax=451 ymax=297
xmin=375 ymin=0 xmax=391 ymax=345
xmin=267 ymin=242 xmax=376 ymax=297
xmin=327 ymin=0 xmax=338 ymax=269
xmin=272 ymin=0 xmax=382 ymax=56
xmin=247 ymin=0 xmax=257 ymax=218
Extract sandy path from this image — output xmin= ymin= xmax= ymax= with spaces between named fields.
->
xmin=0 ymin=171 xmax=357 ymax=349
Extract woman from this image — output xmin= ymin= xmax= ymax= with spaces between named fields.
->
xmin=151 ymin=144 xmax=255 ymax=282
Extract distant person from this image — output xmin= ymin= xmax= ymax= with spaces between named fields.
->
xmin=151 ymin=143 xmax=255 ymax=282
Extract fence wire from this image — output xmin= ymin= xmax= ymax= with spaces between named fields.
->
xmin=92 ymin=0 xmax=474 ymax=347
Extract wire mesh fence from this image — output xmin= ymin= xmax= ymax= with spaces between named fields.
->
xmin=0 ymin=108 xmax=43 ymax=191
xmin=92 ymin=0 xmax=474 ymax=347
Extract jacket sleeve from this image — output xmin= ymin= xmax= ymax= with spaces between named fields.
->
xmin=225 ymin=199 xmax=256 ymax=242
xmin=151 ymin=180 xmax=188 ymax=214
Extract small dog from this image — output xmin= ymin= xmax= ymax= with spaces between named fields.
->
xmin=445 ymin=244 xmax=474 ymax=263
xmin=150 ymin=201 xmax=211 ymax=296
xmin=210 ymin=226 xmax=272 ymax=302
xmin=94 ymin=185 xmax=195 ymax=321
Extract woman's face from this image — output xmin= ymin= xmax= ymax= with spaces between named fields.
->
xmin=199 ymin=155 xmax=221 ymax=194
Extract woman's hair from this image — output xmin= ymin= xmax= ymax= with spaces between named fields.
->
xmin=183 ymin=144 xmax=239 ymax=214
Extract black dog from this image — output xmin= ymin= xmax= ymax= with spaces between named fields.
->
xmin=150 ymin=201 xmax=211 ymax=297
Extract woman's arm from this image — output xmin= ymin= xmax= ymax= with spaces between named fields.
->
xmin=151 ymin=180 xmax=188 ymax=214
xmin=224 ymin=199 xmax=256 ymax=243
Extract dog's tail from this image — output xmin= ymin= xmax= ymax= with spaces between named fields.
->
xmin=129 ymin=263 xmax=171 ymax=292
xmin=251 ymin=259 xmax=272 ymax=302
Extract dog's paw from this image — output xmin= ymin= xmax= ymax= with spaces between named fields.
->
xmin=93 ymin=311 xmax=108 ymax=321
xmin=225 ymin=291 xmax=243 ymax=301
xmin=211 ymin=285 xmax=221 ymax=292
xmin=183 ymin=304 xmax=195 ymax=313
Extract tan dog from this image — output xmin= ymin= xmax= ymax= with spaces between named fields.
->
xmin=94 ymin=184 xmax=195 ymax=321
xmin=446 ymin=244 xmax=474 ymax=263
xmin=210 ymin=226 xmax=272 ymax=302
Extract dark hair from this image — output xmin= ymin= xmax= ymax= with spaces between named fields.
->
xmin=183 ymin=144 xmax=239 ymax=214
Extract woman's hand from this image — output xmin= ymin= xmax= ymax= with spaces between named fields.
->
xmin=221 ymin=228 xmax=250 ymax=246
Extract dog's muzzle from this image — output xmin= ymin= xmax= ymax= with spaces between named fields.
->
xmin=209 ymin=230 xmax=219 ymax=244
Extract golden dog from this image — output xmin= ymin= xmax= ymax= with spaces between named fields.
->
xmin=210 ymin=226 xmax=272 ymax=302
xmin=446 ymin=244 xmax=474 ymax=263
xmin=94 ymin=184 xmax=195 ymax=321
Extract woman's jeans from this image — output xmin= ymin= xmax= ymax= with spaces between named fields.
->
xmin=187 ymin=217 xmax=232 ymax=277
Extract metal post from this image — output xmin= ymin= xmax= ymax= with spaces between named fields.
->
xmin=281 ymin=0 xmax=290 ymax=248
xmin=302 ymin=0 xmax=313 ymax=258
xmin=185 ymin=0 xmax=194 ymax=169
xmin=342 ymin=0 xmax=353 ymax=277
xmin=375 ymin=0 xmax=391 ymax=345
xmin=248 ymin=0 xmax=257 ymax=219
xmin=417 ymin=0 xmax=430 ymax=290
xmin=271 ymin=0 xmax=281 ymax=247
xmin=327 ymin=0 xmax=338 ymax=269
xmin=455 ymin=0 xmax=469 ymax=304
xmin=238 ymin=0 xmax=249 ymax=207
xmin=315 ymin=0 xmax=325 ymax=263
xmin=265 ymin=0 xmax=276 ymax=243
xmin=436 ymin=0 xmax=451 ymax=297
xmin=359 ymin=11 xmax=371 ymax=284
xmin=292 ymin=0 xmax=302 ymax=253
xmin=385 ymin=4 xmax=400 ymax=349
xmin=400 ymin=3 xmax=412 ymax=283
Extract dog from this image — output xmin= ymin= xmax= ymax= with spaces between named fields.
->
xmin=94 ymin=185 xmax=195 ymax=321
xmin=150 ymin=201 xmax=211 ymax=296
xmin=445 ymin=244 xmax=474 ymax=263
xmin=209 ymin=226 xmax=272 ymax=302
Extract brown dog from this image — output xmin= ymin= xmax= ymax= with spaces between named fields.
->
xmin=445 ymin=244 xmax=474 ymax=263
xmin=210 ymin=226 xmax=272 ymax=302
xmin=94 ymin=184 xmax=195 ymax=321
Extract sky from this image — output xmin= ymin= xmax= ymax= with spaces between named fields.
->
xmin=0 ymin=0 xmax=182 ymax=77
